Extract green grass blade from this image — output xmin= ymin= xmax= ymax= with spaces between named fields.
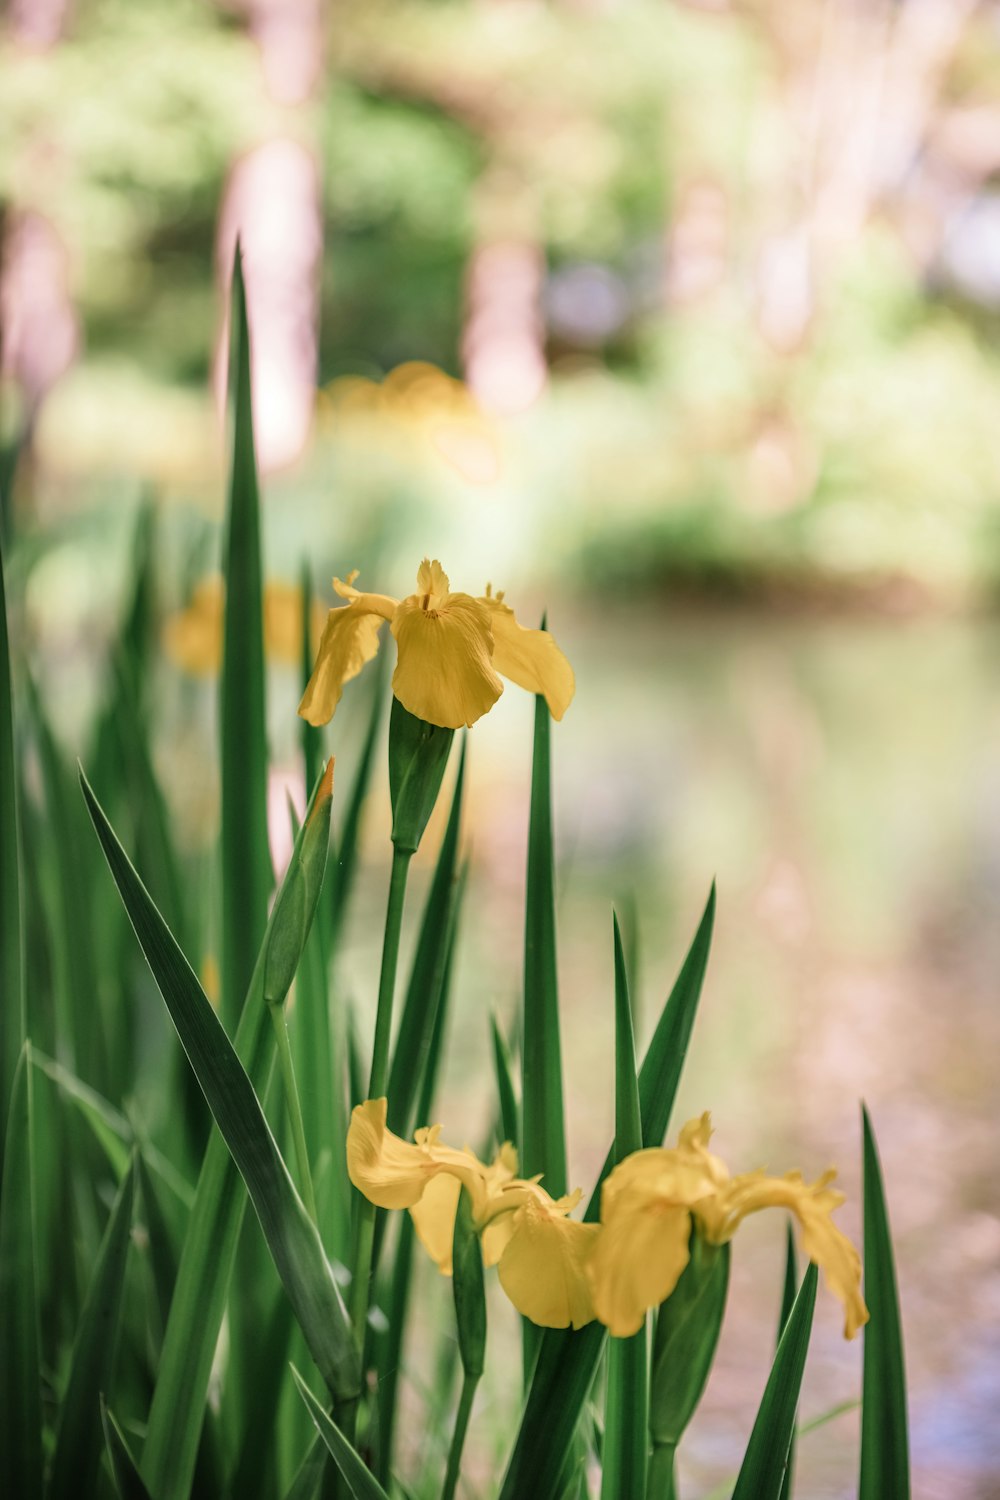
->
xmin=730 ymin=1263 xmax=818 ymax=1500
xmin=80 ymin=769 xmax=360 ymax=1406
xmin=101 ymin=1398 xmax=153 ymax=1500
xmin=48 ymin=1155 xmax=137 ymax=1500
xmin=300 ymin=560 xmax=323 ymax=800
xmin=283 ymin=1432 xmax=325 ymax=1500
xmin=490 ymin=1010 xmax=519 ymax=1149
xmin=292 ymin=1366 xmax=391 ymax=1500
xmin=0 ymin=528 xmax=23 ymax=1147
xmin=500 ymin=885 xmax=715 ymax=1500
xmin=859 ymin=1105 xmax=910 ymax=1500
xmin=387 ymin=742 xmax=466 ymax=1141
xmin=601 ymin=914 xmax=647 ymax=1500
xmin=220 ymin=245 xmax=271 ymax=1034
xmin=328 ymin=659 xmax=385 ymax=946
xmin=376 ymin=866 xmax=467 ymax=1484
xmin=0 ymin=1045 xmax=42 ymax=1498
xmin=521 ymin=687 xmax=567 ymax=1195
xmin=778 ymin=1224 xmax=798 ymax=1500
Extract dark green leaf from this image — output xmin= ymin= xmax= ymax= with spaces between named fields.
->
xmin=80 ymin=766 xmax=358 ymax=1500
xmin=601 ymin=915 xmax=647 ymax=1500
xmin=0 ymin=1045 xmax=42 ymax=1498
xmin=452 ymin=1187 xmax=486 ymax=1380
xmin=778 ymin=1224 xmax=798 ymax=1500
xmin=292 ymin=1367 xmax=391 ymax=1500
xmin=521 ymin=688 xmax=567 ymax=1195
xmin=220 ymin=245 xmax=271 ymax=1032
xmin=387 ymin=742 xmax=465 ymax=1141
xmin=101 ymin=1398 xmax=153 ymax=1500
xmin=730 ymin=1263 xmax=817 ymax=1500
xmin=387 ymin=695 xmax=453 ymax=856
xmin=49 ymin=1156 xmax=136 ymax=1500
xmin=500 ymin=885 xmax=715 ymax=1500
xmin=859 ymin=1105 xmax=910 ymax=1500
xmin=0 ymin=528 xmax=23 ymax=1147
xmin=328 ymin=656 xmax=385 ymax=946
xmin=490 ymin=1011 xmax=519 ymax=1150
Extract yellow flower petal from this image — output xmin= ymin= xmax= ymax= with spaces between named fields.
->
xmin=346 ymin=1098 xmax=441 ymax=1210
xmin=298 ymin=603 xmax=385 ymax=726
xmin=587 ymin=1144 xmax=719 ymax=1337
xmin=700 ymin=1168 xmax=870 ymax=1339
xmin=497 ymin=1194 xmax=600 ymax=1330
xmin=411 ymin=1171 xmax=462 ymax=1273
xmin=162 ymin=577 xmax=224 ymax=675
xmin=410 ymin=1141 xmax=519 ymax=1272
xmin=391 ymin=590 xmax=502 ymax=728
xmin=480 ymin=592 xmax=575 ymax=720
xmin=416 ymin=558 xmax=450 ymax=606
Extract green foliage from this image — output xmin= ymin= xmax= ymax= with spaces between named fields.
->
xmin=860 ymin=1106 xmax=910 ymax=1500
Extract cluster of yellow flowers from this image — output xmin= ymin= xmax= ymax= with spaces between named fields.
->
xmin=348 ymin=1098 xmax=869 ymax=1341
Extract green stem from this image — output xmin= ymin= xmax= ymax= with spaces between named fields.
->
xmin=367 ymin=846 xmax=412 ymax=1098
xmin=647 ymin=1444 xmax=678 ymax=1500
xmin=442 ymin=1372 xmax=479 ymax=1500
xmin=268 ymin=1002 xmax=317 ymax=1224
xmin=349 ymin=845 xmax=412 ymax=1342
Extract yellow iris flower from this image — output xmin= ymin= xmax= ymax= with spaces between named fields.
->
xmin=298 ymin=558 xmax=575 ymax=731
xmin=163 ymin=575 xmax=324 ymax=675
xmin=347 ymin=1099 xmax=598 ymax=1329
xmin=587 ymin=1114 xmax=869 ymax=1341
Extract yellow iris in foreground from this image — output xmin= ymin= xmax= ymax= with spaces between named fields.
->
xmin=347 ymin=1099 xmax=598 ymax=1329
xmin=298 ymin=558 xmax=575 ymax=730
xmin=587 ymin=1114 xmax=869 ymax=1340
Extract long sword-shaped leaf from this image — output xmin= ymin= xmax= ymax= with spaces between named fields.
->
xmin=48 ymin=1155 xmax=136 ymax=1500
xmin=101 ymin=1398 xmax=153 ymax=1500
xmin=500 ymin=884 xmax=715 ymax=1500
xmin=0 ymin=529 xmax=23 ymax=1148
xmin=292 ymin=1367 xmax=391 ymax=1500
xmin=0 ymin=1045 xmax=42 ymax=1498
xmin=730 ymin=1263 xmax=817 ymax=1500
xmin=328 ymin=657 xmax=385 ymax=947
xmin=80 ymin=764 xmax=355 ymax=1500
xmin=777 ymin=1224 xmax=798 ymax=1500
xmin=387 ymin=742 xmax=466 ymax=1142
xmin=859 ymin=1105 xmax=910 ymax=1500
xmin=522 ymin=685 xmax=567 ymax=1194
xmin=220 ymin=245 xmax=271 ymax=1034
xmin=601 ymin=915 xmax=647 ymax=1500
xmin=491 ymin=1010 xmax=519 ymax=1149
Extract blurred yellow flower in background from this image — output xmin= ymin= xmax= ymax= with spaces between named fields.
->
xmin=587 ymin=1113 xmax=869 ymax=1340
xmin=347 ymin=1098 xmax=598 ymax=1329
xmin=298 ymin=558 xmax=574 ymax=730
xmin=163 ymin=575 xmax=324 ymax=675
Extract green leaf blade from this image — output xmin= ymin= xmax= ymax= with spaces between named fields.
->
xmin=0 ymin=1045 xmax=43 ymax=1498
xmin=0 ymin=529 xmax=23 ymax=1142
xmin=500 ymin=885 xmax=715 ymax=1500
xmin=859 ymin=1105 xmax=910 ymax=1500
xmin=48 ymin=1156 xmax=137 ymax=1500
xmin=730 ymin=1262 xmax=818 ymax=1500
xmin=292 ymin=1367 xmax=391 ymax=1500
xmin=521 ymin=689 xmax=567 ymax=1197
xmin=220 ymin=246 xmax=271 ymax=1033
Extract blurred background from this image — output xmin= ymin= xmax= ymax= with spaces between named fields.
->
xmin=3 ymin=1 xmax=1000 ymax=1496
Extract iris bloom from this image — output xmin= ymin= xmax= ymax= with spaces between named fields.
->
xmin=347 ymin=1098 xmax=598 ymax=1329
xmin=587 ymin=1113 xmax=869 ymax=1340
xmin=298 ymin=558 xmax=574 ymax=730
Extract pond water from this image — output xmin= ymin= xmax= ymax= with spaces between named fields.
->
xmin=341 ymin=604 xmax=1000 ymax=1498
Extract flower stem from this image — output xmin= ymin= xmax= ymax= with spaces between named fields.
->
xmin=349 ymin=845 xmax=412 ymax=1342
xmin=647 ymin=1443 xmax=678 ymax=1500
xmin=442 ymin=1371 xmax=479 ymax=1500
xmin=268 ymin=1001 xmax=318 ymax=1224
